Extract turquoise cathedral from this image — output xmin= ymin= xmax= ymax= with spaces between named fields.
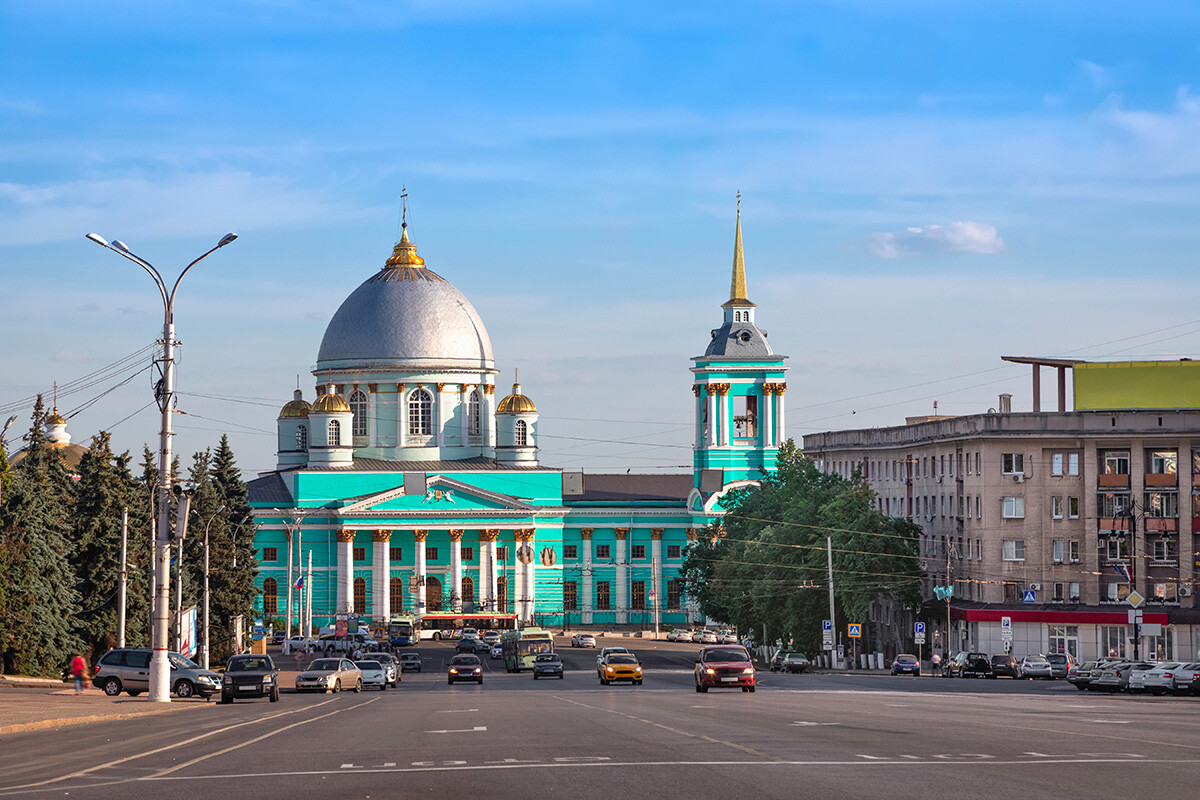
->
xmin=248 ymin=206 xmax=788 ymax=630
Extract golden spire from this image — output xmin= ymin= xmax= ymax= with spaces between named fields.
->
xmin=723 ymin=192 xmax=754 ymax=308
xmin=385 ymin=187 xmax=426 ymax=269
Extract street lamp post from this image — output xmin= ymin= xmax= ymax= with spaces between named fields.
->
xmin=85 ymin=231 xmax=237 ymax=702
xmin=199 ymin=504 xmax=226 ymax=670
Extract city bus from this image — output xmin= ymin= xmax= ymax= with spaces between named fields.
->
xmin=388 ymin=615 xmax=420 ymax=647
xmin=500 ymin=627 xmax=554 ymax=672
xmin=416 ymin=612 xmax=518 ymax=640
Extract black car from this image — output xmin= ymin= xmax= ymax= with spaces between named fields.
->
xmin=769 ymin=651 xmax=791 ymax=672
xmin=990 ymin=654 xmax=1019 ymax=678
xmin=220 ymin=654 xmax=280 ymax=703
xmin=472 ymin=638 xmax=492 ymax=654
xmin=448 ymin=654 xmax=484 ymax=685
xmin=397 ymin=652 xmax=422 ymax=672
xmin=950 ymin=652 xmax=992 ymax=678
xmin=532 ymin=653 xmax=564 ymax=680
xmin=456 ymin=639 xmax=479 ymax=654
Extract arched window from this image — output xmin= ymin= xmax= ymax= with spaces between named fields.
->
xmin=409 ymin=389 xmax=433 ymax=436
xmin=353 ymin=577 xmax=366 ymax=614
xmin=461 ymin=576 xmax=475 ymax=604
xmin=468 ymin=390 xmax=481 ymax=436
xmin=328 ymin=419 xmax=341 ymax=446
xmin=263 ymin=578 xmax=278 ymax=614
xmin=349 ymin=390 xmax=368 ymax=437
xmin=295 ymin=424 xmax=308 ymax=451
xmin=425 ymin=575 xmax=443 ymax=611
xmin=515 ymin=419 xmax=527 ymax=447
xmin=390 ymin=577 xmax=404 ymax=613
xmin=496 ymin=576 xmax=508 ymax=613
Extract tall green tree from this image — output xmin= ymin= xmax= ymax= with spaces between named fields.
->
xmin=682 ymin=441 xmax=922 ymax=656
xmin=207 ymin=436 xmax=259 ymax=660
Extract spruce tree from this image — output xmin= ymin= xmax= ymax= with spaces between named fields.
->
xmin=208 ymin=436 xmax=259 ymax=661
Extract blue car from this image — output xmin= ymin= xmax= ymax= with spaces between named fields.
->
xmin=892 ymin=654 xmax=921 ymax=675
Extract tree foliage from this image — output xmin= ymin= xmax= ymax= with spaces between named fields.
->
xmin=681 ymin=441 xmax=922 ymax=656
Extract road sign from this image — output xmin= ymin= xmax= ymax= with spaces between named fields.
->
xmin=914 ymin=622 xmax=925 ymax=635
xmin=914 ymin=633 xmax=925 ymax=645
xmin=1022 ymin=589 xmax=1036 ymax=603
xmin=1000 ymin=615 xmax=1013 ymax=641
xmin=822 ymin=619 xmax=832 ymax=632
xmin=1126 ymin=590 xmax=1145 ymax=608
xmin=1127 ymin=609 xmax=1143 ymax=624
xmin=847 ymin=623 xmax=861 ymax=638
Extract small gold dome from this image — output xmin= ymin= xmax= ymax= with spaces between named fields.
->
xmin=384 ymin=224 xmax=426 ymax=269
xmin=497 ymin=382 xmax=537 ymax=414
xmin=312 ymin=392 xmax=351 ymax=413
xmin=47 ymin=409 xmax=67 ymax=425
xmin=279 ymin=390 xmax=312 ymax=419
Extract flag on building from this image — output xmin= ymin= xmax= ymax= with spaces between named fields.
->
xmin=294 ymin=576 xmax=305 ymax=589
xmin=1113 ymin=563 xmax=1132 ymax=583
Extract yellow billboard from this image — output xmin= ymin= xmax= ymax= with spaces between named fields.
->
xmin=1074 ymin=361 xmax=1200 ymax=410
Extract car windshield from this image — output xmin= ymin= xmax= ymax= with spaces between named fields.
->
xmin=1047 ymin=655 xmax=1066 ymax=663
xmin=605 ymin=648 xmax=627 ymax=655
xmin=704 ymin=648 xmax=749 ymax=663
xmin=896 ymin=655 xmax=917 ymax=663
xmin=309 ymin=659 xmax=341 ymax=671
xmin=399 ymin=653 xmax=419 ymax=660
xmin=168 ymin=654 xmax=199 ymax=670
xmin=450 ymin=656 xmax=478 ymax=666
xmin=535 ymin=654 xmax=560 ymax=663
xmin=356 ymin=661 xmax=382 ymax=670
xmin=608 ymin=654 xmax=637 ymax=664
xmin=228 ymin=657 xmax=271 ymax=671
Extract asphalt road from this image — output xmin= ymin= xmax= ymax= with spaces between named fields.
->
xmin=2 ymin=637 xmax=1198 ymax=799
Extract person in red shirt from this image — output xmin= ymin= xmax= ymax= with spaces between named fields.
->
xmin=70 ymin=653 xmax=87 ymax=694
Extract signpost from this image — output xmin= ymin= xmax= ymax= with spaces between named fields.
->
xmin=1022 ymin=589 xmax=1036 ymax=604
xmin=1000 ymin=615 xmax=1012 ymax=653
xmin=847 ymin=624 xmax=861 ymax=670
xmin=914 ymin=621 xmax=925 ymax=670
xmin=821 ymin=619 xmax=833 ymax=652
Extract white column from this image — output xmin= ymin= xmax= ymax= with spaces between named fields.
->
xmin=368 ymin=389 xmax=377 ymax=447
xmin=397 ymin=384 xmax=407 ymax=448
xmin=651 ymin=530 xmax=663 ymax=619
xmin=514 ymin=540 xmax=525 ymax=621
xmin=435 ymin=385 xmax=445 ymax=448
xmin=336 ymin=531 xmax=353 ymax=614
xmin=582 ymin=531 xmax=594 ymax=624
xmin=706 ymin=390 xmax=716 ymax=448
xmin=414 ymin=531 xmax=427 ymax=613
xmin=460 ymin=386 xmax=469 ymax=444
xmin=762 ymin=387 xmax=773 ymax=447
xmin=615 ymin=530 xmax=628 ymax=624
xmin=450 ymin=531 xmax=463 ymax=612
xmin=719 ymin=389 xmax=730 ymax=447
xmin=776 ymin=387 xmax=786 ymax=444
xmin=484 ymin=532 xmax=499 ymax=612
xmin=373 ymin=531 xmax=390 ymax=623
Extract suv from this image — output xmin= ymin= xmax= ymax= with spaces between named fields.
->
xmin=695 ymin=645 xmax=756 ymax=693
xmin=1046 ymin=653 xmax=1075 ymax=679
xmin=220 ymin=654 xmax=279 ymax=703
xmin=94 ymin=648 xmax=221 ymax=698
xmin=990 ymin=654 xmax=1019 ymax=678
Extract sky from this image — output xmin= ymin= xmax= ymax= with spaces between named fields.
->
xmin=3 ymin=1 xmax=1200 ymax=476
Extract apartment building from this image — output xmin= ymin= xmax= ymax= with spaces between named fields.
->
xmin=803 ymin=358 xmax=1200 ymax=662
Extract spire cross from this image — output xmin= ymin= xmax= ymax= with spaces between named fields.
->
xmin=401 ymin=185 xmax=408 ymax=228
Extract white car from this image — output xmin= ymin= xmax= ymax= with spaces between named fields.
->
xmin=365 ymin=652 xmax=400 ymax=687
xmin=286 ymin=636 xmax=317 ymax=652
xmin=668 ymin=629 xmax=690 ymax=642
xmin=490 ymin=644 xmax=503 ymax=660
xmin=717 ymin=630 xmax=738 ymax=644
xmin=355 ymin=659 xmax=389 ymax=690
xmin=1130 ymin=662 xmax=1181 ymax=694
xmin=699 ymin=630 xmax=718 ymax=644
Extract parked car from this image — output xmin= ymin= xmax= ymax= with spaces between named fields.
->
xmin=1130 ymin=662 xmax=1185 ymax=695
xmin=769 ymin=650 xmax=791 ymax=672
xmin=1068 ymin=660 xmax=1099 ymax=690
xmin=699 ymin=630 xmax=719 ymax=644
xmin=93 ymin=648 xmax=221 ymax=699
xmin=694 ymin=645 xmax=755 ymax=693
xmin=272 ymin=631 xmax=286 ymax=645
xmin=949 ymin=652 xmax=991 ymax=678
xmin=1171 ymin=663 xmax=1200 ymax=695
xmin=717 ymin=630 xmax=739 ymax=644
xmin=989 ymin=654 xmax=1019 ymax=678
xmin=295 ymin=658 xmax=362 ymax=694
xmin=481 ymin=630 xmax=501 ymax=646
xmin=532 ymin=653 xmax=565 ymax=680
xmin=1045 ymin=653 xmax=1075 ymax=679
xmin=596 ymin=646 xmax=628 ymax=670
xmin=1017 ymin=654 xmax=1054 ymax=680
xmin=355 ymin=660 xmax=390 ymax=691
xmin=571 ymin=633 xmax=597 ymax=648
xmin=219 ymin=654 xmax=279 ymax=703
xmin=396 ymin=652 xmax=422 ymax=673
xmin=667 ymin=629 xmax=690 ymax=642
xmin=1094 ymin=661 xmax=1156 ymax=693
xmin=690 ymin=630 xmax=706 ymax=643
xmin=447 ymin=654 xmax=484 ymax=685
xmin=782 ymin=653 xmax=811 ymax=674
xmin=599 ymin=652 xmax=643 ymax=685
xmin=891 ymin=654 xmax=921 ymax=676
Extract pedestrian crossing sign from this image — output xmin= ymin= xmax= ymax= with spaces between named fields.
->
xmin=847 ymin=623 xmax=861 ymax=638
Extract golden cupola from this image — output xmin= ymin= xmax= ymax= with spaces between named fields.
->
xmin=497 ymin=382 xmax=537 ymax=414
xmin=279 ymin=389 xmax=312 ymax=419
xmin=311 ymin=392 xmax=351 ymax=413
xmin=384 ymin=224 xmax=426 ymax=269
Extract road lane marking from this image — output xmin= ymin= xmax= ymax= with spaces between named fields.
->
xmin=437 ymin=708 xmax=479 ymax=713
xmin=791 ymin=721 xmax=838 ymax=726
xmin=1082 ymin=719 xmax=1131 ymax=724
xmin=425 ymin=726 xmax=487 ymax=734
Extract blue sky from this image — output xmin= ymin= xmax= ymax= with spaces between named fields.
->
xmin=3 ymin=1 xmax=1200 ymax=474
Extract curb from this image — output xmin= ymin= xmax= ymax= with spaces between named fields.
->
xmin=0 ymin=700 xmax=213 ymax=738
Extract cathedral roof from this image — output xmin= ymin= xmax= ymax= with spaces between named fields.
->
xmin=497 ymin=381 xmax=537 ymax=414
xmin=316 ymin=224 xmax=494 ymax=372
xmin=279 ymin=389 xmax=311 ymax=418
xmin=311 ymin=392 xmax=351 ymax=413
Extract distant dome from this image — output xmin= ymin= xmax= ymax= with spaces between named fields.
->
xmin=279 ymin=390 xmax=311 ymax=419
xmin=497 ymin=382 xmax=537 ymax=414
xmin=705 ymin=323 xmax=773 ymax=358
xmin=316 ymin=226 xmax=494 ymax=371
xmin=312 ymin=393 xmax=351 ymax=413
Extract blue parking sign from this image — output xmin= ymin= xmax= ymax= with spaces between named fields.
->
xmin=822 ymin=619 xmax=832 ymax=631
xmin=914 ymin=622 xmax=925 ymax=634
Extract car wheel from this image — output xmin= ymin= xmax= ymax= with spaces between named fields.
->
xmin=635 ymin=680 xmax=642 ymax=685
xmin=698 ymin=683 xmax=708 ymax=693
xmin=534 ymin=674 xmax=539 ymax=680
xmin=220 ymin=694 xmax=232 ymax=704
xmin=174 ymin=680 xmax=194 ymax=699
xmin=448 ymin=678 xmax=454 ymax=685
xmin=354 ymin=680 xmax=362 ymax=693
xmin=559 ymin=674 xmax=564 ymax=680
xmin=381 ymin=683 xmax=387 ymax=691
xmin=333 ymin=680 xmax=342 ymax=693
xmin=749 ymin=686 xmax=756 ymax=693
xmin=270 ymin=688 xmax=280 ymax=702
xmin=742 ymin=687 xmax=749 ymax=693
xmin=126 ymin=690 xmax=142 ymax=696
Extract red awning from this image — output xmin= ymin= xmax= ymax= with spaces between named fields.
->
xmin=950 ymin=607 xmax=1169 ymax=625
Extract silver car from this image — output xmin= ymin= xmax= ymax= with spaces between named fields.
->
xmin=1130 ymin=662 xmax=1184 ymax=695
xmin=355 ymin=660 xmax=389 ymax=691
xmin=1018 ymin=654 xmax=1054 ymax=679
xmin=93 ymin=648 xmax=221 ymax=699
xmin=295 ymin=658 xmax=363 ymax=693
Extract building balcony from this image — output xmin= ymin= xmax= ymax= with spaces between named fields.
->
xmin=1098 ymin=517 xmax=1132 ymax=532
xmin=1145 ymin=518 xmax=1178 ymax=532
xmin=1145 ymin=473 xmax=1177 ymax=488
xmin=1098 ymin=474 xmax=1130 ymax=489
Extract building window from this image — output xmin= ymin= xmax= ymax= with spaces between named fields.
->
xmin=498 ymin=546 xmax=508 ymax=562
xmin=596 ymin=581 xmax=611 ymax=610
xmin=349 ymin=390 xmax=368 ymax=437
xmin=1051 ymin=496 xmax=1063 ymax=519
xmin=1068 ymin=540 xmax=1080 ymax=562
xmin=262 ymin=547 xmax=278 ymax=562
xmin=296 ymin=425 xmax=308 ymax=451
xmin=426 ymin=576 xmax=443 ymax=611
xmin=596 ymin=544 xmax=611 ymax=560
xmin=408 ymin=389 xmax=433 ymax=436
xmin=1098 ymin=493 xmax=1131 ymax=517
xmin=515 ymin=419 xmax=528 ymax=446
xmin=667 ymin=544 xmax=681 ymax=559
xmin=1053 ymin=582 xmax=1064 ymax=602
xmin=1151 ymin=537 xmax=1178 ymax=563
xmin=563 ymin=544 xmax=577 ymax=560
xmin=426 ymin=546 xmax=438 ymax=562
xmin=461 ymin=576 xmax=475 ymax=604
xmin=1002 ymin=497 xmax=1025 ymax=518
xmin=389 ymin=546 xmax=403 ymax=562
xmin=262 ymin=578 xmax=277 ymax=614
xmin=1002 ymin=453 xmax=1024 ymax=475
xmin=631 ymin=580 xmax=646 ymax=610
xmin=564 ymin=581 xmax=578 ymax=611
xmin=966 ymin=496 xmax=972 ymax=518
xmin=1148 ymin=450 xmax=1178 ymax=475
xmin=328 ymin=419 xmax=341 ymax=446
xmin=1052 ymin=453 xmax=1064 ymax=476
xmin=975 ymin=452 xmax=981 ymax=475
xmin=1152 ymin=582 xmax=1179 ymax=603
xmin=1069 ymin=582 xmax=1080 ymax=601
xmin=734 ymin=394 xmax=758 ymax=438
xmin=353 ymin=547 xmax=366 ymax=562
xmin=390 ymin=577 xmax=404 ymax=613
xmin=1068 ymin=453 xmax=1079 ymax=475
xmin=496 ymin=576 xmax=507 ymax=612
xmin=631 ymin=544 xmax=646 ymax=559
xmin=1002 ymin=540 xmax=1026 ymax=561
xmin=1103 ymin=450 xmax=1130 ymax=475
xmin=1106 ymin=582 xmax=1132 ymax=603
xmin=353 ymin=577 xmax=366 ymax=613
xmin=468 ymin=390 xmax=481 ymax=436
xmin=1068 ymin=496 xmax=1079 ymax=519
xmin=461 ymin=547 xmax=474 ymax=562
xmin=1053 ymin=540 xmax=1064 ymax=562
xmin=1105 ymin=536 xmax=1131 ymax=561
xmin=1144 ymin=492 xmax=1179 ymax=518
xmin=976 ymin=538 xmax=982 ymax=561
xmin=667 ymin=579 xmax=682 ymax=610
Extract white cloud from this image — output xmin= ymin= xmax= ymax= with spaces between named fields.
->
xmin=865 ymin=221 xmax=1004 ymax=258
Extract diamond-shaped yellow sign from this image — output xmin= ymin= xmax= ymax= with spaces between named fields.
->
xmin=1127 ymin=590 xmax=1145 ymax=608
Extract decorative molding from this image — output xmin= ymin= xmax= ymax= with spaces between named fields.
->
xmin=580 ymin=528 xmax=593 ymax=540
xmin=692 ymin=385 xmax=702 ymax=397
xmin=706 ymin=385 xmax=718 ymax=397
xmin=516 ymin=529 xmax=535 ymax=542
xmin=483 ymin=384 xmax=495 ymax=395
xmin=615 ymin=528 xmax=629 ymax=540
xmin=368 ymin=383 xmax=377 ymax=393
xmin=337 ymin=529 xmax=355 ymax=543
xmin=413 ymin=529 xmax=428 ymax=542
xmin=716 ymin=383 xmax=731 ymax=396
xmin=396 ymin=383 xmax=405 ymax=394
xmin=651 ymin=529 xmax=664 ymax=540
xmin=686 ymin=529 xmax=700 ymax=541
xmin=436 ymin=382 xmax=446 ymax=393
xmin=481 ymin=529 xmax=500 ymax=542
xmin=449 ymin=529 xmax=464 ymax=541
xmin=372 ymin=529 xmax=391 ymax=542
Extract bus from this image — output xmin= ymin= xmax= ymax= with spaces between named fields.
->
xmin=388 ymin=615 xmax=420 ymax=647
xmin=500 ymin=627 xmax=554 ymax=672
xmin=415 ymin=612 xmax=518 ymax=640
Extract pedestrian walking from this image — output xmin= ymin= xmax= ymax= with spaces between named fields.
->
xmin=70 ymin=653 xmax=88 ymax=694
xmin=931 ymin=651 xmax=941 ymax=677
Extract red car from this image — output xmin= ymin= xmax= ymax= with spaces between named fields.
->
xmin=694 ymin=645 xmax=756 ymax=693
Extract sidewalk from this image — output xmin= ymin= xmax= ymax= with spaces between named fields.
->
xmin=0 ymin=676 xmax=214 ymax=737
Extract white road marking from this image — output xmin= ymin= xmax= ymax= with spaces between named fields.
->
xmin=1082 ymin=719 xmax=1132 ymax=724
xmin=382 ymin=763 xmax=396 ymax=768
xmin=554 ymin=757 xmax=611 ymax=762
xmin=425 ymin=726 xmax=487 ymax=734
xmin=791 ymin=721 xmax=838 ymax=726
xmin=437 ymin=708 xmax=479 ymax=713
xmin=340 ymin=764 xmax=358 ymax=769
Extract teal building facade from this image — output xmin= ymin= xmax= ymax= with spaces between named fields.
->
xmin=248 ymin=207 xmax=787 ymax=630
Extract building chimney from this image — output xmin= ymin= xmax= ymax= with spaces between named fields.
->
xmin=999 ymin=393 xmax=1012 ymax=414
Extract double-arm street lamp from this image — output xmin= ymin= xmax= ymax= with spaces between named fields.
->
xmin=86 ymin=231 xmax=237 ymax=702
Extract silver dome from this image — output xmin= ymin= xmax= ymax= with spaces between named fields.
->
xmin=316 ymin=267 xmax=494 ymax=370
xmin=705 ymin=322 xmax=773 ymax=358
